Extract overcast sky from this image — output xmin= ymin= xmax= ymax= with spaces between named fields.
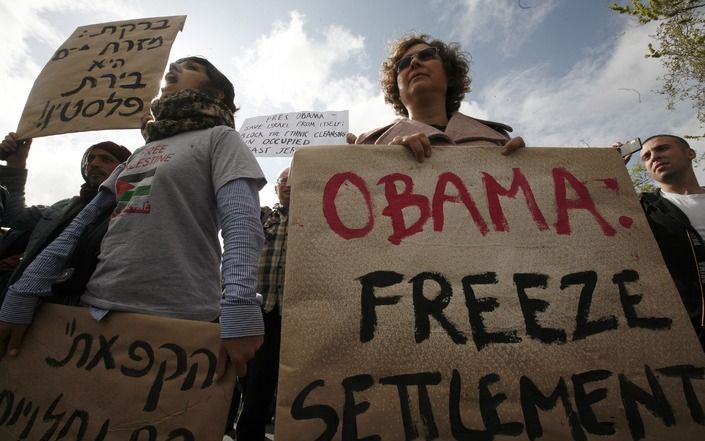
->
xmin=1 ymin=0 xmax=702 ymax=208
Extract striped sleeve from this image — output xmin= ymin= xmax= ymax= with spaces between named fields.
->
xmin=217 ymin=178 xmax=265 ymax=339
xmin=0 ymin=189 xmax=115 ymax=324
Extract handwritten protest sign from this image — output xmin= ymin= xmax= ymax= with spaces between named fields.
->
xmin=238 ymin=110 xmax=348 ymax=157
xmin=0 ymin=304 xmax=234 ymax=440
xmin=16 ymin=16 xmax=186 ymax=139
xmin=276 ymin=145 xmax=705 ymax=440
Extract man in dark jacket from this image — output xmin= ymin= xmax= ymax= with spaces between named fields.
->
xmin=0 ymin=132 xmax=131 ymax=298
xmin=638 ymin=134 xmax=705 ymax=350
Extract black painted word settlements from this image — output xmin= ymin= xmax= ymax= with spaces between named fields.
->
xmin=291 ymin=363 xmax=705 ymax=441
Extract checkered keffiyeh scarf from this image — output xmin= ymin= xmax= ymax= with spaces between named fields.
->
xmin=141 ymin=90 xmax=235 ymax=143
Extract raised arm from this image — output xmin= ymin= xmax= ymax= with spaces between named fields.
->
xmin=0 ymin=132 xmax=44 ymax=229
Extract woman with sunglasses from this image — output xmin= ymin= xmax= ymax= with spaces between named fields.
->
xmin=355 ymin=34 xmax=524 ymax=161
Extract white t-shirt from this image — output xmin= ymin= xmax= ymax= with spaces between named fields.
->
xmin=662 ymin=190 xmax=705 ymax=240
xmin=82 ymin=126 xmax=265 ymax=321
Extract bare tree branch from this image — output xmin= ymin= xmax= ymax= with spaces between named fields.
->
xmin=618 ymin=88 xmax=643 ymax=103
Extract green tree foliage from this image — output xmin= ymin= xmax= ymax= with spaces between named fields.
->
xmin=628 ymin=162 xmax=658 ymax=192
xmin=610 ymin=1 xmax=705 ymax=137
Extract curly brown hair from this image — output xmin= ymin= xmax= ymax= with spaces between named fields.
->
xmin=381 ymin=34 xmax=471 ymax=117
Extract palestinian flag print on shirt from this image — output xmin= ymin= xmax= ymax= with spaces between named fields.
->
xmin=113 ymin=168 xmax=156 ymax=217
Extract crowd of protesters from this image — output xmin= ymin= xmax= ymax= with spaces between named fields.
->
xmin=0 ymin=33 xmax=701 ymax=441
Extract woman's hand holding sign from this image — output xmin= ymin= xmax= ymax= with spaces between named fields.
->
xmin=215 ymin=335 xmax=264 ymax=381
xmin=0 ymin=322 xmax=28 ymax=360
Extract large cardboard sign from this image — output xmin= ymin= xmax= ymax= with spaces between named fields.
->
xmin=239 ymin=111 xmax=348 ymax=157
xmin=277 ymin=145 xmax=705 ymax=440
xmin=0 ymin=304 xmax=234 ymax=440
xmin=16 ymin=16 xmax=186 ymax=139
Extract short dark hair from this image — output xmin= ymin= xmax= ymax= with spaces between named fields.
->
xmin=380 ymin=34 xmax=471 ymax=117
xmin=176 ymin=56 xmax=239 ymax=113
xmin=643 ymin=134 xmax=691 ymax=150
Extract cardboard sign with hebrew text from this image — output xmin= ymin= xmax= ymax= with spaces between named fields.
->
xmin=276 ymin=145 xmax=705 ymax=441
xmin=0 ymin=304 xmax=233 ymax=440
xmin=16 ymin=16 xmax=186 ymax=139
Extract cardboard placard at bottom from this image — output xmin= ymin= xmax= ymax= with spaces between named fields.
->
xmin=0 ymin=304 xmax=233 ymax=441
xmin=275 ymin=145 xmax=705 ymax=441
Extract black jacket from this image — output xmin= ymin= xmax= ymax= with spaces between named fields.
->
xmin=641 ymin=190 xmax=705 ymax=348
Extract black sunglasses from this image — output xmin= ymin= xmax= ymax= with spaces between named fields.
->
xmin=394 ymin=47 xmax=440 ymax=73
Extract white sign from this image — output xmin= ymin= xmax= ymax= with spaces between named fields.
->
xmin=238 ymin=110 xmax=348 ymax=157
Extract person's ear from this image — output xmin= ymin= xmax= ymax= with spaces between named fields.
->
xmin=203 ymin=85 xmax=225 ymax=101
xmin=688 ymin=148 xmax=696 ymax=160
